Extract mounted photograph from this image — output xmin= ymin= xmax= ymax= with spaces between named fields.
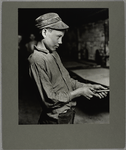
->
xmin=2 ymin=1 xmax=125 ymax=149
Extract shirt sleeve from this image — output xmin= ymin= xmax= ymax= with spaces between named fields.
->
xmin=61 ymin=64 xmax=86 ymax=90
xmin=69 ymin=77 xmax=85 ymax=89
xmin=54 ymin=51 xmax=85 ymax=90
xmin=29 ymin=62 xmax=71 ymax=109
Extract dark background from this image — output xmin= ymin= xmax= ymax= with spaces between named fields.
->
xmin=18 ymin=8 xmax=108 ymax=35
xmin=18 ymin=8 xmax=109 ymax=61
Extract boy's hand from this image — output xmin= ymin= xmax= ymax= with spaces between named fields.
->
xmin=91 ymin=84 xmax=109 ymax=99
xmin=80 ymin=86 xmax=95 ymax=100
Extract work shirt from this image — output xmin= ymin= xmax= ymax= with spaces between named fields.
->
xmin=28 ymin=45 xmax=84 ymax=119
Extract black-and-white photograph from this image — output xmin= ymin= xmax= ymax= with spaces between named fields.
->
xmin=18 ymin=8 xmax=109 ymax=125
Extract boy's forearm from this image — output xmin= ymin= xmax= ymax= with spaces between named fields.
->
xmin=70 ymin=88 xmax=82 ymax=100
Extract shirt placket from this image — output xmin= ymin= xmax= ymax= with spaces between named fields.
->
xmin=51 ymin=54 xmax=70 ymax=91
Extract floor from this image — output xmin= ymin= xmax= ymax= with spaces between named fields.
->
xmin=19 ymin=60 xmax=109 ymax=125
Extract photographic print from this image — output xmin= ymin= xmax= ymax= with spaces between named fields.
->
xmin=18 ymin=8 xmax=110 ymax=125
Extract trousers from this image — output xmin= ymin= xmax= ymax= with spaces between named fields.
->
xmin=38 ymin=108 xmax=75 ymax=124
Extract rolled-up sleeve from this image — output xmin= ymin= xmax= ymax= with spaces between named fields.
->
xmin=29 ymin=62 xmax=71 ymax=109
xmin=69 ymin=77 xmax=85 ymax=89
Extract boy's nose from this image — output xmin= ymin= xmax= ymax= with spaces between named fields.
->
xmin=58 ymin=38 xmax=62 ymax=44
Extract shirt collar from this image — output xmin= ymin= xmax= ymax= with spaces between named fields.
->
xmin=51 ymin=50 xmax=58 ymax=58
xmin=34 ymin=45 xmax=49 ymax=54
xmin=34 ymin=41 xmax=58 ymax=57
xmin=34 ymin=41 xmax=50 ymax=54
xmin=34 ymin=46 xmax=59 ymax=59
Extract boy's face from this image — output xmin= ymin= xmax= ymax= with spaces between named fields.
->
xmin=43 ymin=29 xmax=65 ymax=52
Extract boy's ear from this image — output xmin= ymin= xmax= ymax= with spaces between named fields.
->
xmin=41 ymin=29 xmax=47 ymax=38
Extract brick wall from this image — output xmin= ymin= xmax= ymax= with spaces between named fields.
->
xmin=63 ymin=19 xmax=109 ymax=65
xmin=77 ymin=19 xmax=109 ymax=61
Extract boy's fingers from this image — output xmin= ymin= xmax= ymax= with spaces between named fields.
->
xmin=100 ymin=86 xmax=108 ymax=90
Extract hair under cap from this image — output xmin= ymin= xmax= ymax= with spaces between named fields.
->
xmin=35 ymin=12 xmax=69 ymax=30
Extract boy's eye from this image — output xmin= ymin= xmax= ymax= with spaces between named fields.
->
xmin=57 ymin=36 xmax=61 ymax=40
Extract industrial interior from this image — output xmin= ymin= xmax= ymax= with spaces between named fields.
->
xmin=18 ymin=8 xmax=109 ymax=124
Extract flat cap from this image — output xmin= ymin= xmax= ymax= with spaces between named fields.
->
xmin=35 ymin=12 xmax=69 ymax=30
